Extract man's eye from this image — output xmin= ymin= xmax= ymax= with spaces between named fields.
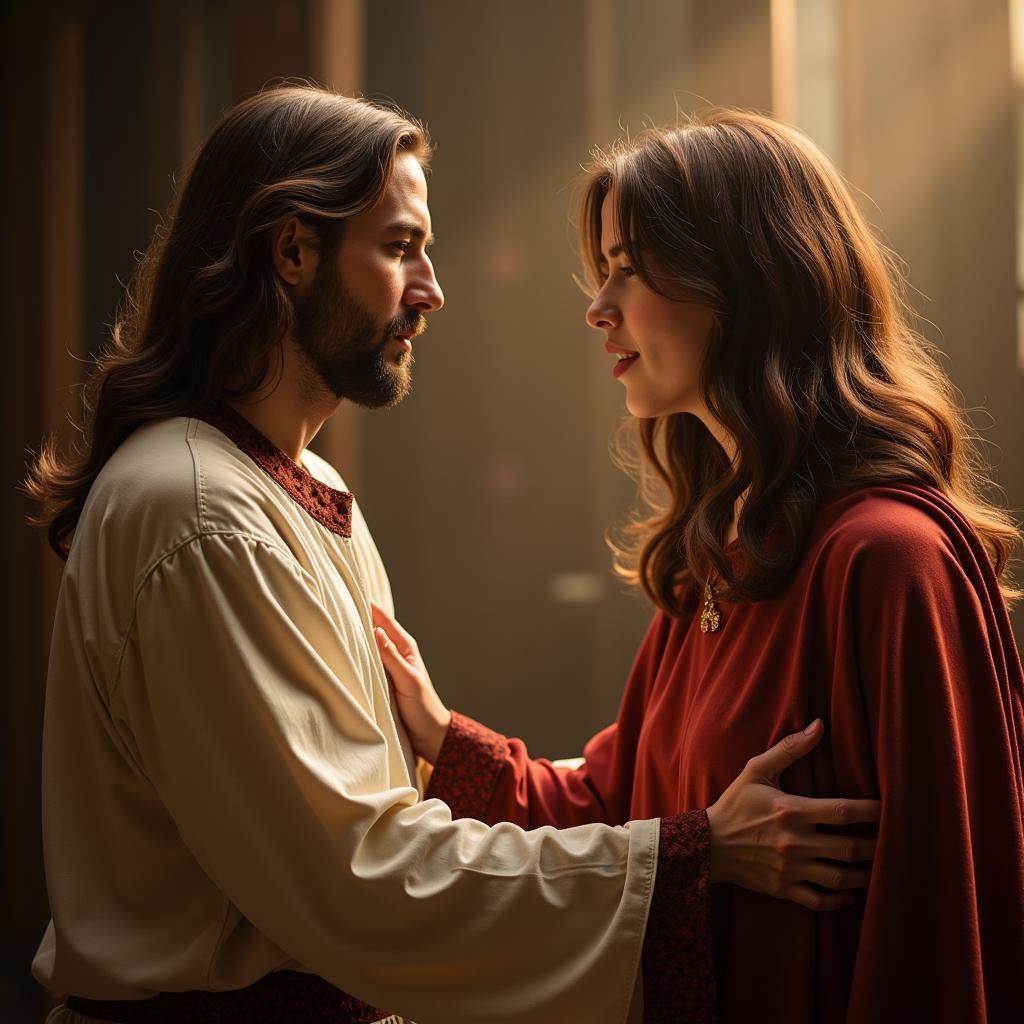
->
xmin=390 ymin=241 xmax=410 ymax=255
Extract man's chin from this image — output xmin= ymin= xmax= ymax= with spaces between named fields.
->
xmin=329 ymin=365 xmax=412 ymax=410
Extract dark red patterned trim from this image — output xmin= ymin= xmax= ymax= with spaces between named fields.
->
xmin=194 ymin=402 xmax=353 ymax=538
xmin=65 ymin=969 xmax=390 ymax=1023
xmin=425 ymin=710 xmax=510 ymax=820
xmin=643 ymin=810 xmax=716 ymax=1024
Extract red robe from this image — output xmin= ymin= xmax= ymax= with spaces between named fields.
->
xmin=426 ymin=485 xmax=1024 ymax=1023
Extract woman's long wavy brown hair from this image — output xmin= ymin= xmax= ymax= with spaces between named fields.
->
xmin=25 ymin=84 xmax=429 ymax=559
xmin=578 ymin=109 xmax=1020 ymax=613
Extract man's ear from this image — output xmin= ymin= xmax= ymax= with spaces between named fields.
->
xmin=271 ymin=216 xmax=319 ymax=290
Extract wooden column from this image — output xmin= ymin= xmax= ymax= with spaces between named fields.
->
xmin=1 ymin=4 xmax=86 ymax=1017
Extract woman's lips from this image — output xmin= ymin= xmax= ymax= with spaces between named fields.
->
xmin=612 ymin=353 xmax=639 ymax=378
xmin=605 ymin=340 xmax=638 ymax=379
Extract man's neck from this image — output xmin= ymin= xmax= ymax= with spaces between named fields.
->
xmin=224 ymin=338 xmax=339 ymax=462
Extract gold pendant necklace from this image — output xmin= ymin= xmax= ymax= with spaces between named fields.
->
xmin=700 ymin=576 xmax=721 ymax=633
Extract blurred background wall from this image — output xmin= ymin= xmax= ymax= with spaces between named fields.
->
xmin=2 ymin=0 xmax=1021 ymax=1018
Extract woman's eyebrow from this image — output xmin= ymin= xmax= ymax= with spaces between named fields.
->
xmin=599 ymin=242 xmax=630 ymax=263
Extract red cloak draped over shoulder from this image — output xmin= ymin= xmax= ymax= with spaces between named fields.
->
xmin=427 ymin=485 xmax=1024 ymax=1023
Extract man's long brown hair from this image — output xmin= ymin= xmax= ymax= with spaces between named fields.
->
xmin=578 ymin=110 xmax=1020 ymax=612
xmin=25 ymin=84 xmax=429 ymax=559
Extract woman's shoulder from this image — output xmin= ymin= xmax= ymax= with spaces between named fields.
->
xmin=818 ymin=482 xmax=955 ymax=539
xmin=808 ymin=483 xmax=984 ymax=583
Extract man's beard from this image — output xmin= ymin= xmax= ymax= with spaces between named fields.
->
xmin=293 ymin=269 xmax=423 ymax=409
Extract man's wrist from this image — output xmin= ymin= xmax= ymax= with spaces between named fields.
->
xmin=643 ymin=810 xmax=716 ymax=1021
xmin=705 ymin=798 xmax=723 ymax=883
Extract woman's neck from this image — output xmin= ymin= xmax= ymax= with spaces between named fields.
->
xmin=697 ymin=410 xmax=742 ymax=546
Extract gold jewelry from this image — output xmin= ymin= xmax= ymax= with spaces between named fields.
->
xmin=700 ymin=575 xmax=721 ymax=633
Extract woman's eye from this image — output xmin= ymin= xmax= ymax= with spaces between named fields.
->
xmin=619 ymin=266 xmax=635 ymax=278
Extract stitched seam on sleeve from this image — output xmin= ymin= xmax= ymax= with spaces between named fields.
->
xmin=109 ymin=531 xmax=320 ymax=703
xmin=187 ymin=417 xmax=207 ymax=531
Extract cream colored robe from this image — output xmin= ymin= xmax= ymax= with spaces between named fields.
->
xmin=32 ymin=415 xmax=655 ymax=1023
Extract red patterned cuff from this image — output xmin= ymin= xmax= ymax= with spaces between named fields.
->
xmin=424 ymin=710 xmax=510 ymax=821
xmin=642 ymin=810 xmax=716 ymax=1024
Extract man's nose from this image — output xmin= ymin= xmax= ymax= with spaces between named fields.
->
xmin=406 ymin=262 xmax=444 ymax=313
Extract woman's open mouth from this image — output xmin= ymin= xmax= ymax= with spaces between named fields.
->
xmin=610 ymin=349 xmax=639 ymax=378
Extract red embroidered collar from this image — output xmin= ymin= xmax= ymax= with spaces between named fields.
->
xmin=193 ymin=402 xmax=353 ymax=539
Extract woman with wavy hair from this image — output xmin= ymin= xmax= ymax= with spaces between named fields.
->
xmin=375 ymin=110 xmax=1024 ymax=1023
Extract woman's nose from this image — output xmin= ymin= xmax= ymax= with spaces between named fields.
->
xmin=586 ymin=292 xmax=620 ymax=331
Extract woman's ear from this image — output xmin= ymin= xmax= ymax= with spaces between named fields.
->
xmin=271 ymin=216 xmax=319 ymax=291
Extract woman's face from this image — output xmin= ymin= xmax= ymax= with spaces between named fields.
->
xmin=586 ymin=191 xmax=717 ymax=421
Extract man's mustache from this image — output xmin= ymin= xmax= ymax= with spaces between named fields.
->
xmin=384 ymin=311 xmax=427 ymax=340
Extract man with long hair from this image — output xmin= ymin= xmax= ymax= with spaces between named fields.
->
xmin=26 ymin=86 xmax=880 ymax=1023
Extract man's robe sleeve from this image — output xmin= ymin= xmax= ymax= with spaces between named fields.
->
xmin=116 ymin=531 xmax=659 ymax=1024
xmin=425 ymin=614 xmax=716 ymax=1023
xmin=833 ymin=500 xmax=1024 ymax=1022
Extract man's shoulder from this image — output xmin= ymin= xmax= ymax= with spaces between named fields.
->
xmin=65 ymin=418 xmax=202 ymax=596
xmin=88 ymin=417 xmax=200 ymax=526
xmin=81 ymin=416 xmax=288 ymax=560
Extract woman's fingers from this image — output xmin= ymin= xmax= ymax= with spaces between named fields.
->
xmin=370 ymin=601 xmax=406 ymax=639
xmin=372 ymin=626 xmax=451 ymax=763
xmin=372 ymin=627 xmax=425 ymax=696
xmin=372 ymin=626 xmax=403 ymax=672
xmin=370 ymin=601 xmax=418 ymax=657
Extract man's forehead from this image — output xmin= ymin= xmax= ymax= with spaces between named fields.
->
xmin=375 ymin=193 xmax=432 ymax=232
xmin=343 ymin=165 xmax=432 ymax=240
xmin=375 ymin=155 xmax=431 ymax=228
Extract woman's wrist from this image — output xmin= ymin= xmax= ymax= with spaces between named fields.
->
xmin=420 ymin=706 xmax=453 ymax=764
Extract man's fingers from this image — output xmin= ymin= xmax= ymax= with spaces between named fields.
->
xmin=781 ymin=884 xmax=857 ymax=913
xmin=788 ymin=796 xmax=882 ymax=827
xmin=745 ymin=720 xmax=823 ymax=783
xmin=798 ymin=861 xmax=871 ymax=891
xmin=806 ymin=834 xmax=877 ymax=863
